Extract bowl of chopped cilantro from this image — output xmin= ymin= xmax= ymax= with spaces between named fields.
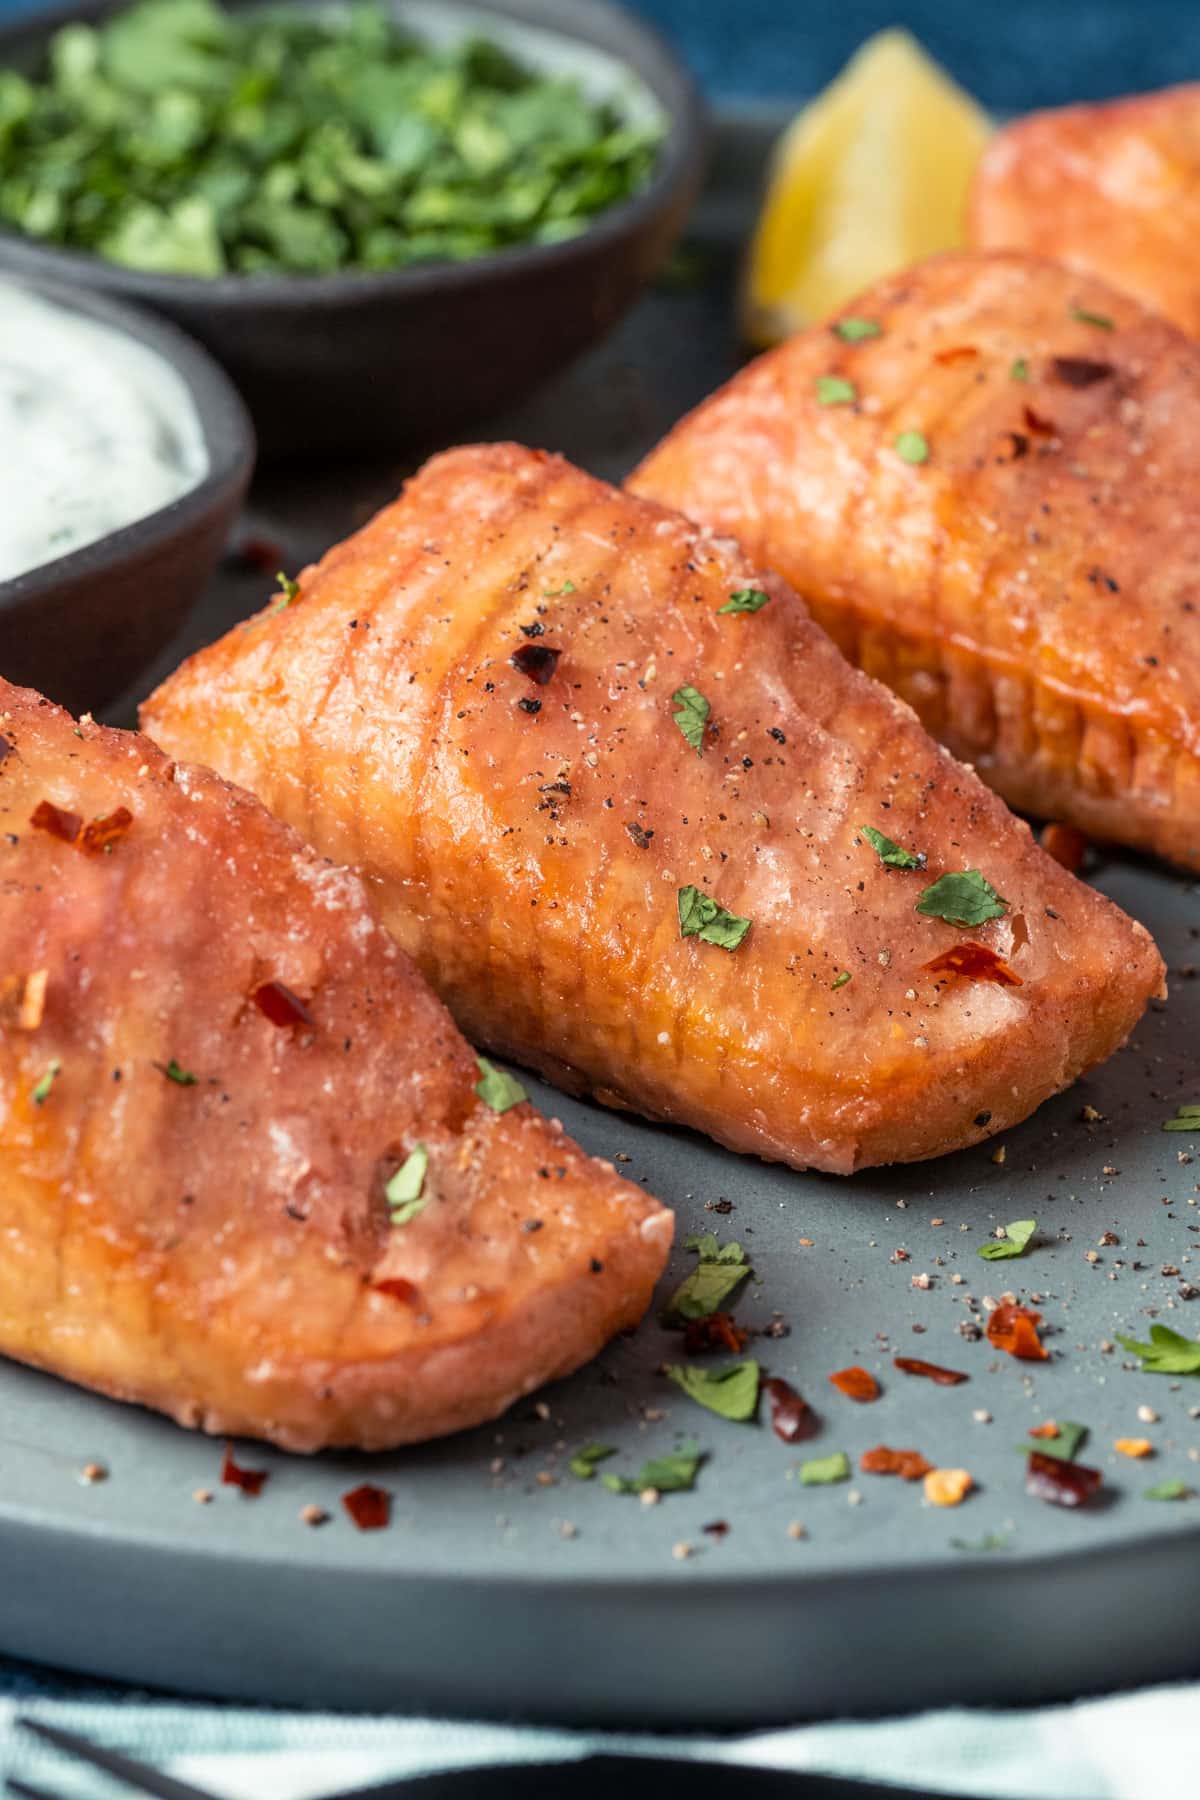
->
xmin=0 ymin=0 xmax=703 ymax=454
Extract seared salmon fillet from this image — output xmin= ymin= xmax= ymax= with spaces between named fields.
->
xmin=631 ymin=251 xmax=1200 ymax=869
xmin=970 ymin=86 xmax=1200 ymax=337
xmin=143 ymin=444 xmax=1162 ymax=1175
xmin=0 ymin=677 xmax=670 ymax=1451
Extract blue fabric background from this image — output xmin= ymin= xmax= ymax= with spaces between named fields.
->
xmin=0 ymin=0 xmax=1197 ymax=1709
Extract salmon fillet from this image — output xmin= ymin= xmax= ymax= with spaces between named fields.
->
xmin=631 ymin=251 xmax=1200 ymax=869
xmin=970 ymin=86 xmax=1200 ymax=338
xmin=143 ymin=444 xmax=1163 ymax=1175
xmin=0 ymin=677 xmax=670 ymax=1451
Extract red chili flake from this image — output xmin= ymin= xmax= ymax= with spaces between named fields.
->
xmin=986 ymin=1302 xmax=1049 ymax=1361
xmin=373 ymin=1277 xmax=422 ymax=1306
xmin=933 ymin=345 xmax=979 ymax=364
xmin=30 ymin=799 xmax=81 ymax=843
xmin=1028 ymin=1421 xmax=1060 ymax=1440
xmin=683 ymin=1311 xmax=748 ymax=1355
xmin=1001 ymin=431 xmax=1030 ymax=461
xmin=922 ymin=943 xmax=1022 ymax=987
xmin=221 ymin=1444 xmax=269 ymax=1496
xmin=893 ymin=1356 xmax=970 ymax=1386
xmin=701 ymin=1519 xmax=730 ymax=1538
xmin=343 ymin=1482 xmax=391 ymax=1530
xmin=1041 ymin=822 xmax=1088 ymax=873
xmin=762 ymin=1376 xmax=820 ymax=1443
xmin=510 ymin=644 xmax=561 ymax=685
xmin=1023 ymin=404 xmax=1056 ymax=435
xmin=80 ymin=807 xmax=133 ymax=855
xmin=1050 ymin=356 xmax=1113 ymax=388
xmin=829 ymin=1365 xmax=880 ymax=1403
xmin=860 ymin=1445 xmax=934 ymax=1481
xmin=253 ymin=980 xmax=314 ymax=1028
xmin=1026 ymin=1451 xmax=1102 ymax=1508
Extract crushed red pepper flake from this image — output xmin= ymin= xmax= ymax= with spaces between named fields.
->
xmin=253 ymin=980 xmax=315 ymax=1028
xmin=221 ymin=1444 xmax=269 ymax=1496
xmin=987 ymin=1302 xmax=1049 ymax=1361
xmin=80 ymin=807 xmax=134 ymax=855
xmin=829 ymin=1365 xmax=880 ymax=1403
xmin=762 ymin=1376 xmax=820 ymax=1443
xmin=1025 ymin=1451 xmax=1102 ymax=1508
xmin=922 ymin=942 xmax=1022 ymax=987
xmin=933 ymin=344 xmax=979 ymax=365
xmin=1050 ymin=356 xmax=1114 ymax=388
xmin=30 ymin=798 xmax=81 ymax=843
xmin=1041 ymin=822 xmax=1089 ymax=872
xmin=683 ymin=1311 xmax=748 ymax=1355
xmin=373 ymin=1277 xmax=423 ymax=1306
xmin=1028 ymin=1421 xmax=1060 ymax=1440
xmin=1023 ymin=403 xmax=1056 ymax=435
xmin=343 ymin=1482 xmax=391 ymax=1530
xmin=860 ymin=1445 xmax=933 ymax=1481
xmin=893 ymin=1356 xmax=969 ymax=1386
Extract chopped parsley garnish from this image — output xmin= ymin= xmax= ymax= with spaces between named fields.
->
xmin=833 ymin=316 xmax=881 ymax=342
xmin=677 ymin=885 xmax=751 ymax=952
xmin=671 ymin=684 xmax=711 ymax=755
xmin=568 ymin=1442 xmax=616 ymax=1480
xmin=662 ymin=1233 xmax=750 ymax=1323
xmin=718 ymin=588 xmax=771 ymax=615
xmin=0 ymin=0 xmax=664 ymax=278
xmin=542 ymin=580 xmax=576 ymax=597
xmin=386 ymin=1143 xmax=428 ymax=1225
xmin=952 ymin=1530 xmax=1011 ymax=1553
xmin=602 ymin=1442 xmax=704 ymax=1495
xmin=831 ymin=970 xmax=852 ymax=989
xmin=273 ymin=571 xmax=299 ymax=607
xmin=474 ymin=1056 xmax=527 ymax=1113
xmin=31 ymin=1057 xmax=61 ymax=1106
xmin=977 ymin=1218 xmax=1037 ymax=1262
xmin=1009 ymin=358 xmax=1030 ymax=382
xmin=1070 ymin=305 xmax=1115 ymax=331
xmin=1016 ymin=1420 xmax=1088 ymax=1463
xmin=894 ymin=430 xmax=930 ymax=465
xmin=798 ymin=1451 xmax=850 ymax=1486
xmin=1144 ymin=1478 xmax=1190 ymax=1501
xmin=161 ymin=1057 xmax=198 ymax=1086
xmin=815 ymin=375 xmax=856 ymax=407
xmin=915 ymin=869 xmax=1007 ymax=927
xmin=862 ymin=824 xmax=925 ymax=870
xmin=1116 ymin=1324 xmax=1200 ymax=1376
xmin=1161 ymin=1103 xmax=1200 ymax=1132
xmin=666 ymin=1359 xmax=760 ymax=1422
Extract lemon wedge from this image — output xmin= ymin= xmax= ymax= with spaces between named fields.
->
xmin=742 ymin=30 xmax=991 ymax=345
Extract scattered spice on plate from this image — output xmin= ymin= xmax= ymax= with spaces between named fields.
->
xmin=893 ymin=1356 xmax=968 ymax=1386
xmin=253 ymin=980 xmax=314 ymax=1028
xmin=78 ymin=1461 xmax=107 ymax=1485
xmin=977 ymin=1219 xmax=1037 ymax=1262
xmin=860 ymin=1445 xmax=933 ymax=1481
xmin=986 ymin=1301 xmax=1049 ymax=1361
xmin=923 ymin=1468 xmax=973 ymax=1507
xmin=1114 ymin=1438 xmax=1154 ymax=1459
xmin=666 ymin=1359 xmax=760 ymax=1422
xmin=300 ymin=1504 xmax=330 ymax=1527
xmin=683 ymin=1310 xmax=748 ymax=1355
xmin=922 ymin=943 xmax=1021 ymax=987
xmin=343 ymin=1483 xmax=391 ymax=1530
xmin=221 ymin=1444 xmax=268 ymax=1496
xmin=828 ymin=1365 xmax=880 ymax=1403
xmin=1025 ymin=1452 xmax=1102 ymax=1508
xmin=799 ymin=1451 xmax=851 ymax=1486
xmin=762 ymin=1376 xmax=820 ymax=1444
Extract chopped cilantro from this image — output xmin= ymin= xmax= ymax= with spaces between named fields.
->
xmin=862 ymin=824 xmax=925 ymax=870
xmin=894 ymin=430 xmax=930 ymax=465
xmin=542 ymin=580 xmax=576 ymax=597
xmin=1009 ymin=358 xmax=1030 ymax=381
xmin=474 ymin=1056 xmax=527 ymax=1113
xmin=31 ymin=1057 xmax=61 ymax=1106
xmin=1116 ymin=1324 xmax=1200 ymax=1376
xmin=602 ymin=1441 xmax=704 ymax=1495
xmin=815 ymin=375 xmax=856 ymax=406
xmin=977 ymin=1218 xmax=1037 ymax=1261
xmin=662 ymin=1233 xmax=751 ymax=1323
xmin=568 ymin=1442 xmax=616 ymax=1480
xmin=274 ymin=571 xmax=299 ymax=605
xmin=1016 ymin=1420 xmax=1088 ymax=1463
xmin=916 ymin=869 xmax=1007 ymax=927
xmin=1071 ymin=306 xmax=1115 ymax=330
xmin=1162 ymin=1103 xmax=1200 ymax=1132
xmin=1144 ymin=1478 xmax=1190 ymax=1501
xmin=666 ymin=1359 xmax=760 ymax=1422
xmin=831 ymin=970 xmax=852 ymax=990
xmin=671 ymin=684 xmax=711 ymax=755
xmin=677 ymin=885 xmax=751 ymax=952
xmin=952 ymin=1530 xmax=1011 ymax=1553
xmin=799 ymin=1451 xmax=850 ymax=1486
xmin=161 ymin=1057 xmax=198 ymax=1086
xmin=386 ymin=1143 xmax=428 ymax=1225
xmin=833 ymin=317 xmax=881 ymax=342
xmin=718 ymin=588 xmax=771 ymax=615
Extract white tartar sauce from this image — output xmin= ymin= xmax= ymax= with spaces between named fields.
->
xmin=0 ymin=279 xmax=209 ymax=583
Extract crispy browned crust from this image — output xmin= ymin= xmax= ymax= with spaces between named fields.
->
xmin=0 ymin=679 xmax=670 ymax=1451
xmin=143 ymin=443 xmax=1163 ymax=1175
xmin=631 ymin=250 xmax=1200 ymax=870
xmin=970 ymin=86 xmax=1200 ymax=338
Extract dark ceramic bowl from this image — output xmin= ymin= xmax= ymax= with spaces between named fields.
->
xmin=0 ymin=275 xmax=254 ymax=715
xmin=0 ymin=0 xmax=705 ymax=458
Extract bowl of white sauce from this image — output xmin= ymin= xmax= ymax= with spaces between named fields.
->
xmin=0 ymin=275 xmax=253 ymax=713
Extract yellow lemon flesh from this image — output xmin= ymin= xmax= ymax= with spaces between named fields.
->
xmin=742 ymin=30 xmax=992 ymax=346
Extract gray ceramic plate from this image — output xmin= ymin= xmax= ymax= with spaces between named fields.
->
xmin=4 ymin=108 xmax=1199 ymax=1728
